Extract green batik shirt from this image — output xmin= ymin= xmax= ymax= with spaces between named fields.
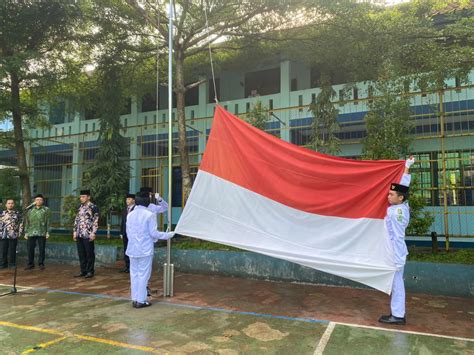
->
xmin=25 ymin=206 xmax=51 ymax=236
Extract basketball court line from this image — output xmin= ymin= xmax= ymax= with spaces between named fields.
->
xmin=1 ymin=284 xmax=472 ymax=344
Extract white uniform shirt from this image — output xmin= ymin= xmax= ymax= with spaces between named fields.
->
xmin=148 ymin=199 xmax=168 ymax=215
xmin=385 ymin=173 xmax=411 ymax=268
xmin=126 ymin=205 xmax=170 ymax=257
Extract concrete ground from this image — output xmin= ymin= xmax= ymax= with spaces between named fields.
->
xmin=0 ymin=263 xmax=473 ymax=354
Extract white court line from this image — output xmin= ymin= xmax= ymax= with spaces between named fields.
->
xmin=1 ymin=283 xmax=472 ymax=344
xmin=0 ymin=283 xmax=34 ymax=291
xmin=334 ymin=321 xmax=474 ymax=343
xmin=314 ymin=321 xmax=335 ymax=355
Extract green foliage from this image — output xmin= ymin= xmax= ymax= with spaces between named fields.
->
xmin=308 ymin=77 xmax=340 ymax=155
xmin=169 ymin=239 xmax=242 ymax=252
xmin=0 ymin=168 xmax=21 ymax=205
xmin=407 ymin=247 xmax=474 ymax=265
xmin=61 ymin=195 xmax=79 ymax=226
xmin=362 ymin=78 xmax=414 ymax=160
xmin=406 ymin=176 xmax=435 ymax=236
xmin=0 ymin=1 xmax=85 ymax=206
xmin=245 ymin=101 xmax=269 ymax=130
xmin=83 ymin=63 xmax=130 ymax=217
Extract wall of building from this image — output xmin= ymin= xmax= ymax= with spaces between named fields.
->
xmin=1 ymin=60 xmax=473 ymax=235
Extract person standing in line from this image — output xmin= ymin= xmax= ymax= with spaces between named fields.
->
xmin=73 ymin=190 xmax=99 ymax=279
xmin=379 ymin=157 xmax=415 ymax=325
xmin=119 ymin=193 xmax=135 ymax=273
xmin=0 ymin=199 xmax=23 ymax=269
xmin=24 ymin=194 xmax=51 ymax=270
xmin=126 ymin=192 xmax=174 ymax=308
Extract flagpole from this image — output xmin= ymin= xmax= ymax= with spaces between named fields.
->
xmin=164 ymin=0 xmax=174 ymax=297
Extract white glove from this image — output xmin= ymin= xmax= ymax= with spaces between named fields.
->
xmin=405 ymin=157 xmax=415 ymax=168
xmin=154 ymin=193 xmax=162 ymax=202
xmin=166 ymin=232 xmax=175 ymax=240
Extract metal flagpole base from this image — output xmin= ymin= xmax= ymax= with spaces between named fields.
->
xmin=163 ymin=263 xmax=174 ymax=297
xmin=0 ymin=263 xmax=35 ymax=297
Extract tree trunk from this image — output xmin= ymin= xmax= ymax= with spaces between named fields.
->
xmin=10 ymin=71 xmax=32 ymax=209
xmin=174 ymin=50 xmax=192 ymax=202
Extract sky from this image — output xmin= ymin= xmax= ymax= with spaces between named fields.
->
xmin=0 ymin=121 xmax=12 ymax=131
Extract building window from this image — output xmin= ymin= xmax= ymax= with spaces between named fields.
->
xmin=84 ymin=106 xmax=98 ymax=120
xmin=245 ymin=68 xmax=280 ymax=97
xmin=185 ymin=85 xmax=199 ymax=106
xmin=455 ymin=76 xmax=461 ymax=88
xmin=141 ymin=167 xmax=161 ymax=195
xmin=49 ymin=101 xmax=66 ymax=125
xmin=291 ymin=78 xmax=298 ymax=91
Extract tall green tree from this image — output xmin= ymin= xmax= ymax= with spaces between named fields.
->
xmin=124 ymin=0 xmax=310 ymax=201
xmin=309 ymin=76 xmax=340 ymax=155
xmin=0 ymin=168 xmax=21 ymax=206
xmin=82 ymin=62 xmax=130 ymax=219
xmin=0 ymin=1 xmax=83 ymax=208
xmin=406 ymin=176 xmax=435 ymax=236
xmin=361 ymin=75 xmax=434 ymax=236
xmin=362 ymin=78 xmax=414 ymax=160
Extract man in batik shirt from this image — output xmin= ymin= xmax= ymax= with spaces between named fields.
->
xmin=0 ymin=199 xmax=23 ymax=269
xmin=73 ymin=190 xmax=99 ymax=278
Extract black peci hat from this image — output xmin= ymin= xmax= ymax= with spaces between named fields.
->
xmin=135 ymin=191 xmax=150 ymax=207
xmin=34 ymin=194 xmax=44 ymax=199
xmin=390 ymin=183 xmax=409 ymax=194
xmin=126 ymin=193 xmax=136 ymax=199
xmin=79 ymin=189 xmax=91 ymax=196
xmin=139 ymin=187 xmax=153 ymax=194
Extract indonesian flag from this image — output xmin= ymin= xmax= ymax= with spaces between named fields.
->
xmin=176 ymin=106 xmax=405 ymax=294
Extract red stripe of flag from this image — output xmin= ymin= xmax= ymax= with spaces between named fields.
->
xmin=200 ymin=106 xmax=405 ymax=219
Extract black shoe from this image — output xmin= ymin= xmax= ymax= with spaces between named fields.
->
xmin=39 ymin=265 xmax=45 ymax=270
xmin=147 ymin=287 xmax=151 ymax=297
xmin=84 ymin=272 xmax=94 ymax=278
xmin=378 ymin=314 xmax=406 ymax=325
xmin=119 ymin=267 xmax=129 ymax=273
xmin=74 ymin=272 xmax=87 ymax=278
xmin=24 ymin=265 xmax=35 ymax=270
xmin=133 ymin=301 xmax=151 ymax=309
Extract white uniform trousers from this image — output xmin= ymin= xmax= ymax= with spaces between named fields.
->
xmin=129 ymin=255 xmax=153 ymax=303
xmin=390 ymin=267 xmax=405 ymax=318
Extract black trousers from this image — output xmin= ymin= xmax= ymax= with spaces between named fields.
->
xmin=76 ymin=238 xmax=95 ymax=274
xmin=0 ymin=238 xmax=18 ymax=267
xmin=122 ymin=235 xmax=130 ymax=269
xmin=27 ymin=235 xmax=46 ymax=267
